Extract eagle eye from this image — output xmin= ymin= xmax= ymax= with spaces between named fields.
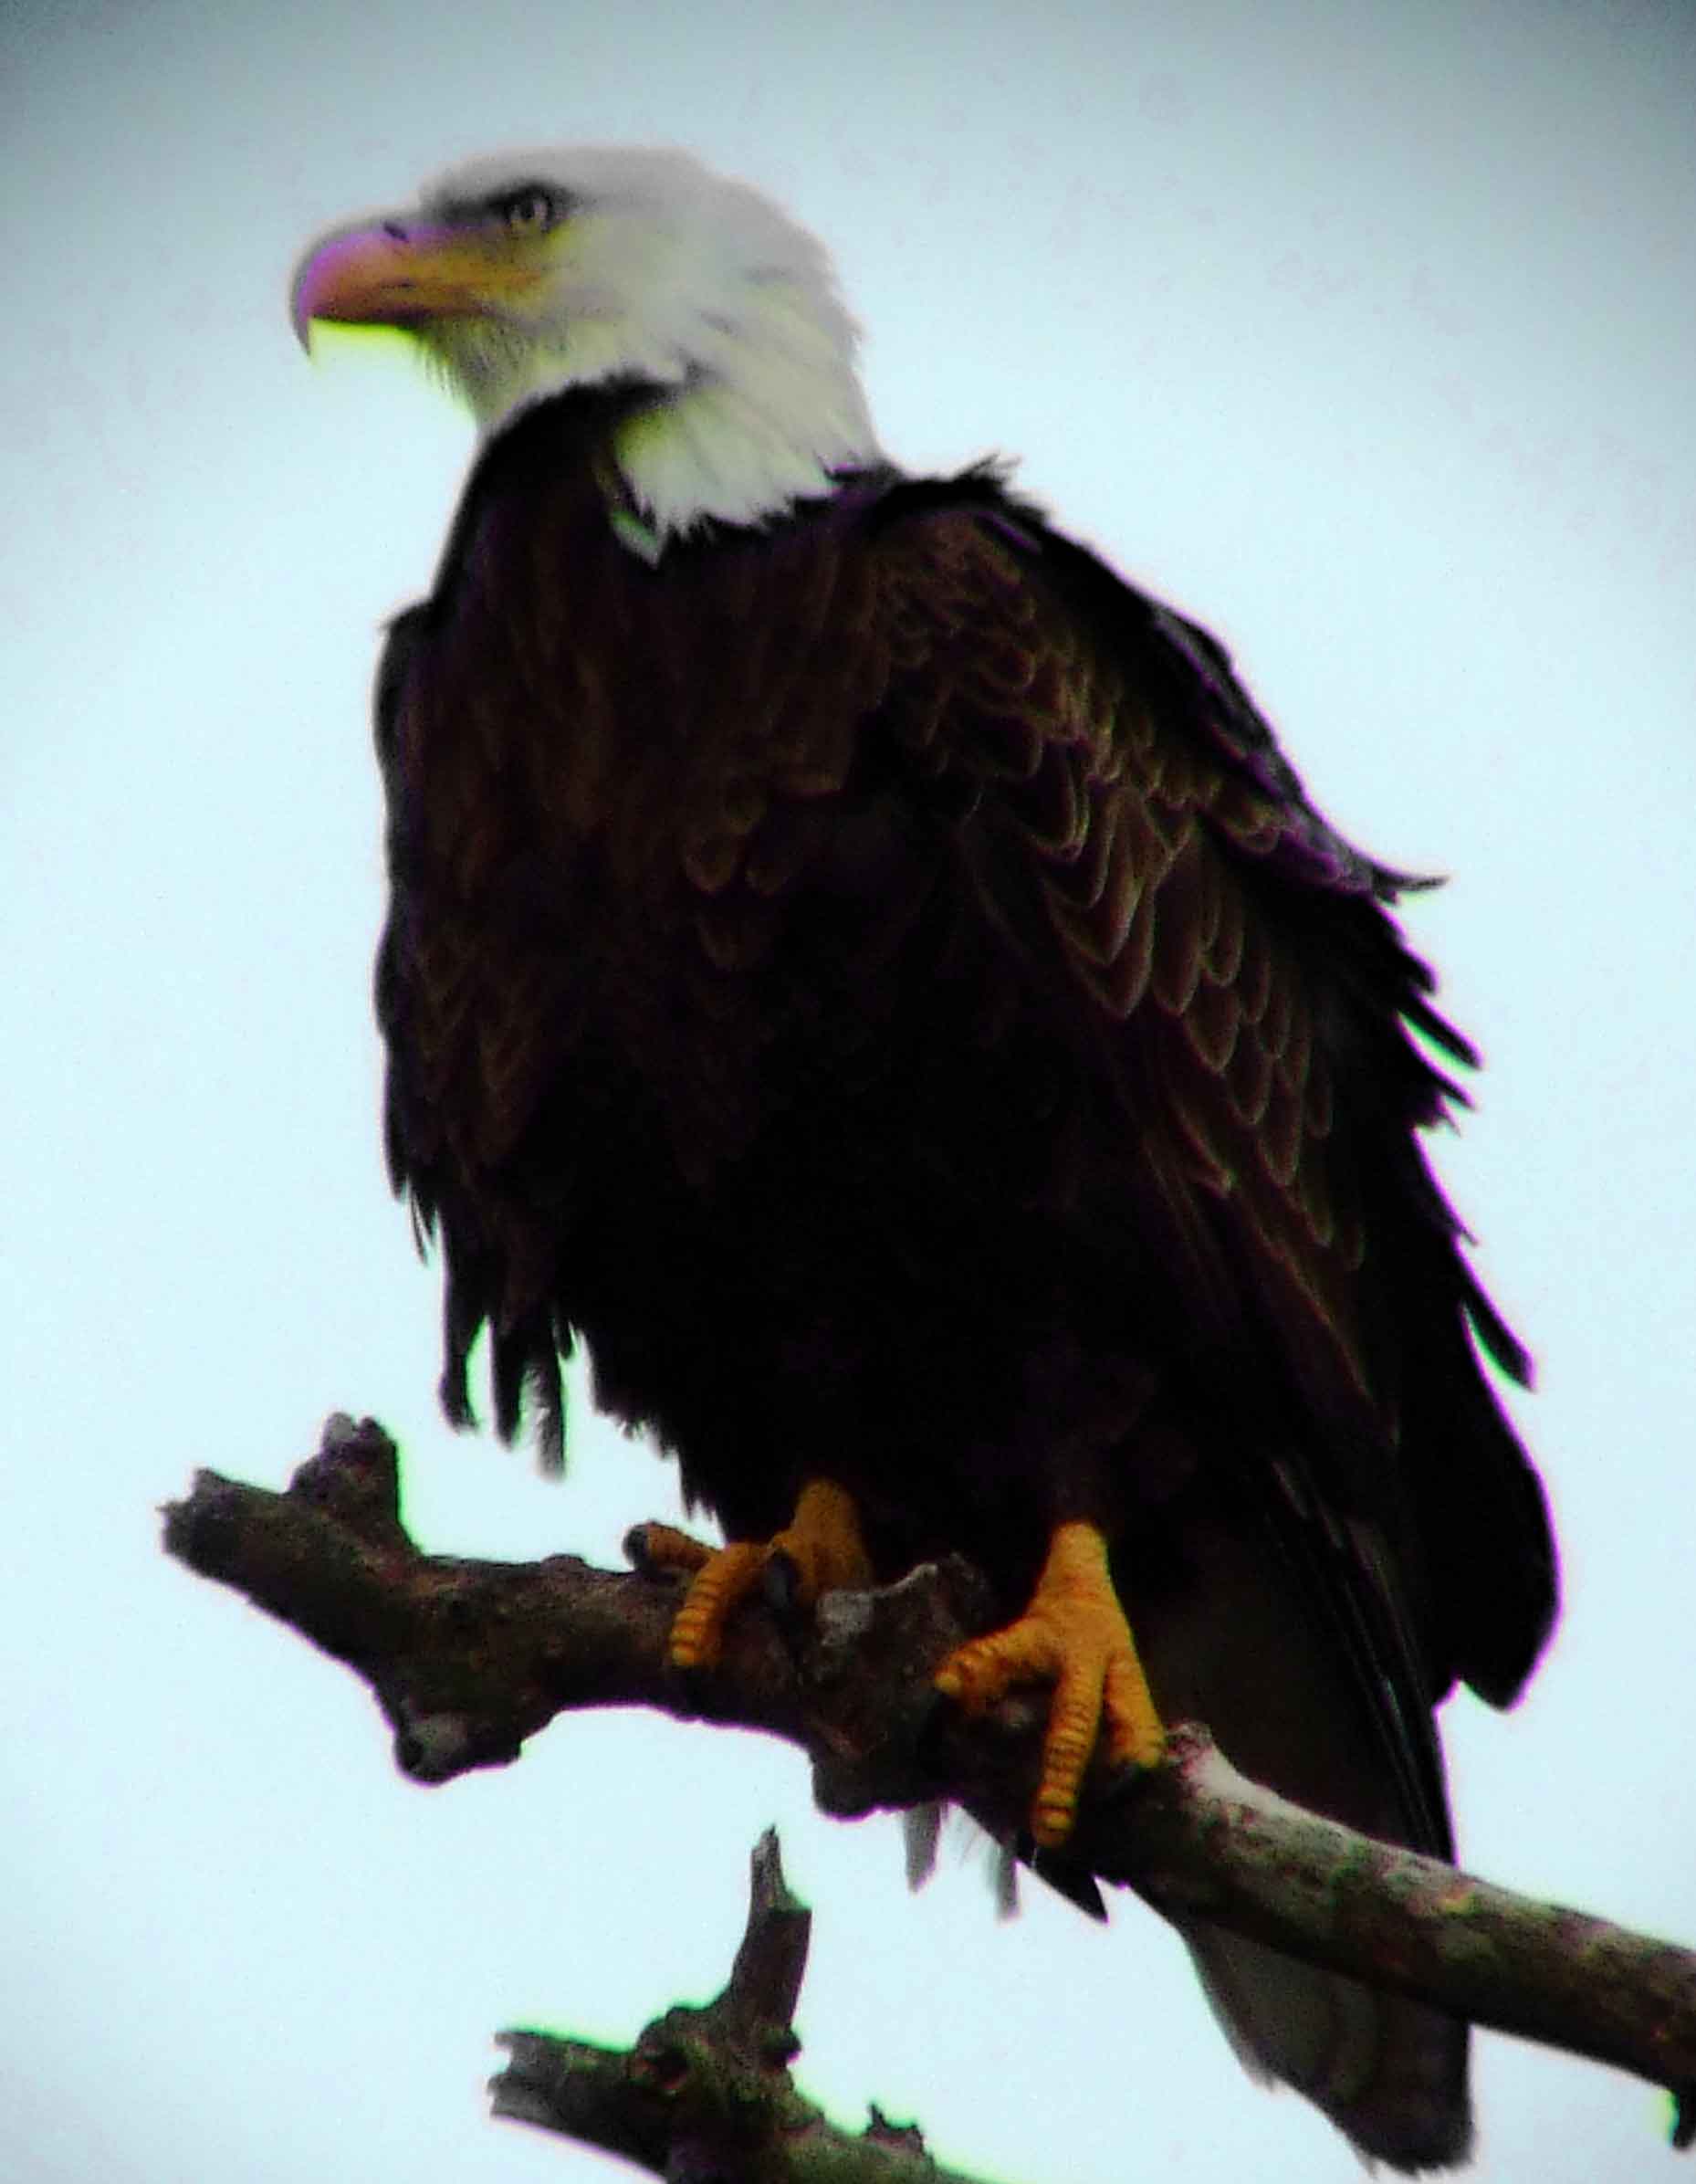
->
xmin=495 ymin=186 xmax=559 ymax=236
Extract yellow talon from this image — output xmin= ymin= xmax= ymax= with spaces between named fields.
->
xmin=668 ymin=1540 xmax=773 ymax=1669
xmin=935 ymin=1519 xmax=1165 ymax=1848
xmin=630 ymin=1521 xmax=716 ymax=1578
xmin=634 ymin=1480 xmax=874 ymax=1672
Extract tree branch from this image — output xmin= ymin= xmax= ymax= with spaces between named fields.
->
xmin=163 ymin=1414 xmax=1696 ymax=2151
xmin=494 ymin=1829 xmax=989 ymax=2180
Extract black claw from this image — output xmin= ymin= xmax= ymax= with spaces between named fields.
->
xmin=1025 ymin=1838 xmax=1108 ymax=1921
xmin=623 ymin=1522 xmax=674 ymax=1577
xmin=1092 ymin=1754 xmax=1161 ymax=1839
xmin=761 ymin=1548 xmax=803 ymax=1620
xmin=906 ymin=1682 xmax=954 ymax=1761
xmin=665 ymin=1658 xmax=711 ymax=1715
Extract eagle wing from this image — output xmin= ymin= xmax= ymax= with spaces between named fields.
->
xmin=858 ymin=472 xmax=1553 ymax=1726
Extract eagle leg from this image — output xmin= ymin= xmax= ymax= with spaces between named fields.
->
xmin=633 ymin=1480 xmax=874 ymax=1671
xmin=935 ymin=1520 xmax=1165 ymax=1848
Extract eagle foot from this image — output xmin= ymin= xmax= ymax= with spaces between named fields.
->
xmin=630 ymin=1481 xmax=874 ymax=1672
xmin=626 ymin=1520 xmax=716 ymax=1580
xmin=934 ymin=1519 xmax=1165 ymax=1849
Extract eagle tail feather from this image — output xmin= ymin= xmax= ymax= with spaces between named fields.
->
xmin=1184 ymin=1924 xmax=1473 ymax=2172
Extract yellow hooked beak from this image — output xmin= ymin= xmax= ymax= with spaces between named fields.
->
xmin=290 ymin=217 xmax=546 ymax=348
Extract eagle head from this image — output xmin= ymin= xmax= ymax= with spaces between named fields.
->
xmin=290 ymin=145 xmax=882 ymax=538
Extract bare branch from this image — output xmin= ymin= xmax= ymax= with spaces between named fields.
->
xmin=163 ymin=1415 xmax=1696 ymax=2147
xmin=494 ymin=1830 xmax=991 ymax=2180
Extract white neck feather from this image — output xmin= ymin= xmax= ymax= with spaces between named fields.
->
xmin=609 ymin=287 xmax=881 ymax=538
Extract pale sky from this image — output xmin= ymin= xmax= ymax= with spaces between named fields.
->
xmin=6 ymin=2 xmax=1696 ymax=2179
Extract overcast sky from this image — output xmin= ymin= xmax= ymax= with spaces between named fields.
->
xmin=5 ymin=2 xmax=1696 ymax=2179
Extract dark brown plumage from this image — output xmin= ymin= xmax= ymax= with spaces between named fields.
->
xmin=298 ymin=149 xmax=1557 ymax=2171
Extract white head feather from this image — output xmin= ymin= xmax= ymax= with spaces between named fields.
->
xmin=417 ymin=146 xmax=883 ymax=539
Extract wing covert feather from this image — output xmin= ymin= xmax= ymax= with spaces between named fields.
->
xmin=866 ymin=504 xmax=1377 ymax=1412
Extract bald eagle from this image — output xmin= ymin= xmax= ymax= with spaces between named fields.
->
xmin=293 ymin=147 xmax=1555 ymax=2170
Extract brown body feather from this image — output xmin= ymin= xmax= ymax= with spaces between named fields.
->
xmin=374 ymin=391 xmax=1555 ymax=2169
